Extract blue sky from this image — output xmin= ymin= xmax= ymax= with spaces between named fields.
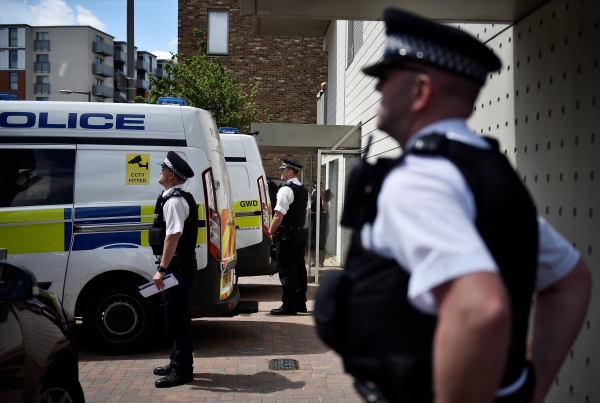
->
xmin=2 ymin=0 xmax=178 ymax=59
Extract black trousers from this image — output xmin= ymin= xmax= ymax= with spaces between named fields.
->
xmin=276 ymin=228 xmax=307 ymax=309
xmin=163 ymin=257 xmax=197 ymax=375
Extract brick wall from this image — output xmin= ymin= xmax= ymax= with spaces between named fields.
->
xmin=0 ymin=71 xmax=27 ymax=100
xmin=178 ymin=0 xmax=327 ymax=176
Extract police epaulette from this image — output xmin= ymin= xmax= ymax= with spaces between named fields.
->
xmin=410 ymin=133 xmax=447 ymax=155
xmin=163 ymin=188 xmax=183 ymax=201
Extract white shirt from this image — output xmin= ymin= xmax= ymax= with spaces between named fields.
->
xmin=274 ymin=178 xmax=312 ymax=215
xmin=364 ymin=118 xmax=580 ymax=315
xmin=162 ymin=186 xmax=190 ymax=236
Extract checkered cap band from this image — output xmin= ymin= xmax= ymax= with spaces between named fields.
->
xmin=385 ymin=34 xmax=488 ymax=83
xmin=279 ymin=162 xmax=302 ymax=171
xmin=163 ymin=157 xmax=187 ymax=180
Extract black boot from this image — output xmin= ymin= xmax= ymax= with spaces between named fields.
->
xmin=153 ymin=364 xmax=173 ymax=376
xmin=155 ymin=372 xmax=194 ymax=388
xmin=270 ymin=306 xmax=297 ymax=315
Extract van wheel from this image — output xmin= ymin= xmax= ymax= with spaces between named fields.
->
xmin=38 ymin=366 xmax=85 ymax=403
xmin=83 ymin=282 xmax=161 ymax=354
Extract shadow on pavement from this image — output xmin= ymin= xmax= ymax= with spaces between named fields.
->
xmin=75 ymin=319 xmax=329 ymax=360
xmin=190 ymin=371 xmax=305 ymax=394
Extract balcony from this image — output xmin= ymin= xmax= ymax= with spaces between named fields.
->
xmin=92 ymin=63 xmax=114 ymax=77
xmin=93 ymin=41 xmax=114 ymax=56
xmin=114 ymin=91 xmax=128 ymax=102
xmin=34 ymin=62 xmax=51 ymax=73
xmin=93 ymin=84 xmax=113 ymax=98
xmin=115 ymin=72 xmax=127 ymax=91
xmin=34 ymin=40 xmax=50 ymax=51
xmin=114 ymin=49 xmax=125 ymax=62
xmin=135 ymin=79 xmax=149 ymax=90
xmin=34 ymin=84 xmax=50 ymax=94
xmin=135 ymin=59 xmax=149 ymax=72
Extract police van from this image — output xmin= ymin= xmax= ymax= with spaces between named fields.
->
xmin=0 ymin=101 xmax=237 ymax=353
xmin=220 ymin=133 xmax=275 ymax=277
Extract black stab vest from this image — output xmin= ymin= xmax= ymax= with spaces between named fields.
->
xmin=149 ymin=188 xmax=198 ymax=257
xmin=280 ymin=182 xmax=309 ymax=229
xmin=314 ymin=134 xmax=538 ymax=402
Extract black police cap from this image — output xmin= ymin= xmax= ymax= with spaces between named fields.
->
xmin=279 ymin=158 xmax=303 ymax=171
xmin=363 ymin=8 xmax=501 ymax=85
xmin=159 ymin=151 xmax=195 ymax=180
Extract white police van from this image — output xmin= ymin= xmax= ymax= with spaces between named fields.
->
xmin=0 ymin=101 xmax=238 ymax=353
xmin=220 ymin=132 xmax=275 ymax=277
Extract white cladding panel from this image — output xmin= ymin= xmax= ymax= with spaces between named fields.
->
xmin=17 ymin=49 xmax=25 ymax=69
xmin=0 ymin=28 xmax=7 ymax=47
xmin=0 ymin=50 xmax=7 ymax=69
xmin=511 ymin=1 xmax=599 ymax=401
xmin=17 ymin=28 xmax=25 ymax=47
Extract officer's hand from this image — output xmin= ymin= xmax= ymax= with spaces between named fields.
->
xmin=153 ymin=271 xmax=166 ymax=290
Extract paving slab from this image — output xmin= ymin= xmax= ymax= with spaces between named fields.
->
xmin=76 ymin=267 xmax=363 ymax=402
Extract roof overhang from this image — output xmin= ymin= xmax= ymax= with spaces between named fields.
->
xmin=240 ymin=0 xmax=549 ymax=36
xmin=250 ymin=122 xmax=360 ymax=153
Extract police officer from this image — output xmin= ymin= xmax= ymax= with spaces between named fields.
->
xmin=150 ymin=151 xmax=198 ymax=388
xmin=333 ymin=8 xmax=591 ymax=403
xmin=269 ymin=158 xmax=310 ymax=315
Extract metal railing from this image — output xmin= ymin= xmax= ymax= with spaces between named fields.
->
xmin=34 ymin=62 xmax=50 ymax=73
xmin=34 ymin=84 xmax=50 ymax=94
xmin=93 ymin=41 xmax=114 ymax=56
xmin=92 ymin=63 xmax=114 ymax=77
xmin=93 ymin=84 xmax=113 ymax=98
xmin=135 ymin=79 xmax=149 ymax=90
xmin=135 ymin=59 xmax=149 ymax=72
xmin=114 ymin=49 xmax=125 ymax=62
xmin=34 ymin=40 xmax=50 ymax=51
xmin=115 ymin=71 xmax=127 ymax=91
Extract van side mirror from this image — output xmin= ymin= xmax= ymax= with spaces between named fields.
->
xmin=0 ymin=263 xmax=39 ymax=303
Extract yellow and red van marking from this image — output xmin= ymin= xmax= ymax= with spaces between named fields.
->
xmin=220 ymin=208 xmax=236 ymax=265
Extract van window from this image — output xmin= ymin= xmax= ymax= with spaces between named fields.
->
xmin=227 ymin=165 xmax=250 ymax=199
xmin=0 ymin=149 xmax=75 ymax=207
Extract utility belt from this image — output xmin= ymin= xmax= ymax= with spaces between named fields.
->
xmin=353 ymin=363 xmax=535 ymax=403
xmin=156 ymin=254 xmax=197 ymax=273
xmin=277 ymin=225 xmax=304 ymax=241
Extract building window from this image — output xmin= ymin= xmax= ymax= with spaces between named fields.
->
xmin=36 ymin=76 xmax=49 ymax=84
xmin=94 ymin=35 xmax=104 ymax=42
xmin=36 ymin=54 xmax=49 ymax=62
xmin=94 ymin=78 xmax=104 ymax=86
xmin=9 ymin=28 xmax=18 ymax=47
xmin=9 ymin=73 xmax=18 ymax=90
xmin=207 ymin=10 xmax=229 ymax=56
xmin=9 ymin=50 xmax=18 ymax=68
xmin=36 ymin=97 xmax=49 ymax=101
xmin=94 ymin=57 xmax=104 ymax=64
xmin=347 ymin=20 xmax=363 ymax=67
xmin=36 ymin=32 xmax=49 ymax=40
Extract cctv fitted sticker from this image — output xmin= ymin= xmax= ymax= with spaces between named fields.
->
xmin=126 ymin=154 xmax=150 ymax=185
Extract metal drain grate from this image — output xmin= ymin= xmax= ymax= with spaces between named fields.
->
xmin=269 ymin=358 xmax=299 ymax=371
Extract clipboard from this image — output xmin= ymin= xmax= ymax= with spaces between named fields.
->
xmin=138 ymin=274 xmax=179 ymax=298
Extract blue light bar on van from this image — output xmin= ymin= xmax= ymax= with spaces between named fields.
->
xmin=157 ymin=97 xmax=189 ymax=106
xmin=218 ymin=127 xmax=238 ymax=134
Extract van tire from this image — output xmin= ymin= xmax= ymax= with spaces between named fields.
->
xmin=83 ymin=282 xmax=161 ymax=354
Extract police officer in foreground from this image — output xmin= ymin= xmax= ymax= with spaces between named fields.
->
xmin=269 ymin=158 xmax=310 ymax=315
xmin=316 ymin=8 xmax=591 ymax=403
xmin=150 ymin=151 xmax=198 ymax=388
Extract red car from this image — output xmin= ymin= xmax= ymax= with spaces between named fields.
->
xmin=0 ymin=262 xmax=84 ymax=403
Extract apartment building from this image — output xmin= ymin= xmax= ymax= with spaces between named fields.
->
xmin=112 ymin=43 xmax=158 ymax=102
xmin=0 ymin=24 xmax=115 ymax=102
